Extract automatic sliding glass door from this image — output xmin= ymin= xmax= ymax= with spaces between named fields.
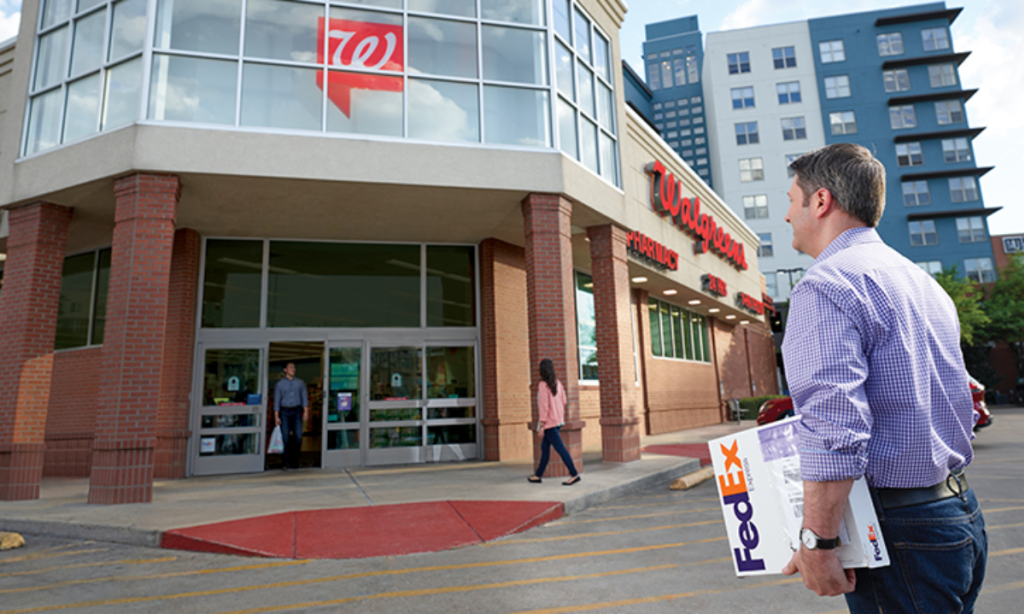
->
xmin=366 ymin=346 xmax=424 ymax=465
xmin=423 ymin=345 xmax=478 ymax=461
xmin=193 ymin=346 xmax=266 ymax=475
xmin=323 ymin=344 xmax=362 ymax=468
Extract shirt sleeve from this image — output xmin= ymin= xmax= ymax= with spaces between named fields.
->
xmin=300 ymin=381 xmax=309 ymax=408
xmin=274 ymin=380 xmax=281 ymax=411
xmin=786 ymin=282 xmax=873 ymax=483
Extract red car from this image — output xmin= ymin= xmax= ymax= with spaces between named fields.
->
xmin=758 ymin=375 xmax=991 ymax=431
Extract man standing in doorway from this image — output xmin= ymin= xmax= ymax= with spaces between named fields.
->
xmin=274 ymin=362 xmax=309 ymax=470
xmin=779 ymin=143 xmax=986 ymax=613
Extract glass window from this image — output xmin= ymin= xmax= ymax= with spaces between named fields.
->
xmin=90 ymin=249 xmax=112 ymax=345
xmin=241 ymin=63 xmax=323 ymax=131
xmin=556 ymin=42 xmax=575 ymax=100
xmin=427 ymin=245 xmax=475 ymax=327
xmin=647 ymin=61 xmax=660 ymax=91
xmin=877 ymin=33 xmax=904 ymax=56
xmin=819 ymin=40 xmax=845 ymax=63
xmin=575 ymin=272 xmax=598 ymax=380
xmin=909 ymin=220 xmax=938 ymax=246
xmin=936 ymin=100 xmax=964 ymax=124
xmin=328 ymin=347 xmax=361 ymax=424
xmin=781 ymin=116 xmax=806 ymax=140
xmin=824 ymin=75 xmax=850 ymax=98
xmin=685 ymin=46 xmax=699 ymax=83
xmin=484 ymin=86 xmax=549 ymax=147
xmin=599 ymin=132 xmax=617 ymax=184
xmin=916 ymin=261 xmax=943 ymax=277
xmin=786 ymin=153 xmax=803 ymax=177
xmin=553 ymin=0 xmax=571 ymax=41
xmin=929 ymin=64 xmax=957 ymax=88
xmin=648 ymin=298 xmax=662 ymax=357
xmin=735 ymin=121 xmax=758 ymax=145
xmin=743 ymin=194 xmax=769 ymax=219
xmin=149 ymin=55 xmax=238 ymax=125
xmin=70 ymin=8 xmax=106 ymax=78
xmin=408 ymin=79 xmax=479 ymax=143
xmin=370 ymin=347 xmax=422 ymax=401
xmin=25 ymin=88 xmax=64 ymax=156
xmin=480 ymin=0 xmax=545 ymax=26
xmin=580 ymin=117 xmax=598 ymax=173
xmin=408 ymin=17 xmax=477 ymax=79
xmin=777 ymin=81 xmax=801 ymax=104
xmin=773 ymin=46 xmax=796 ymax=69
xmin=660 ymin=56 xmax=673 ymax=91
xmin=829 ymin=110 xmax=857 ymax=135
xmin=670 ymin=305 xmax=684 ymax=358
xmin=42 ymin=0 xmax=74 ymax=29
xmin=202 ymin=240 xmax=263 ymax=328
xmin=902 ymin=180 xmax=931 ymax=206
xmin=427 ymin=346 xmax=475 ymax=398
xmin=889 ymin=105 xmax=917 ymax=129
xmin=593 ymin=32 xmax=610 ymax=81
xmin=739 ymin=157 xmax=763 ymax=182
xmin=964 ymin=258 xmax=995 ymax=283
xmin=54 ymin=253 xmax=98 ymax=350
xmin=482 ymin=25 xmax=546 ymax=85
xmin=109 ymin=0 xmax=147 ymax=61
xmin=727 ymin=52 xmax=750 ymax=74
xmin=154 ymin=0 xmax=242 ymax=56
xmin=577 ymin=61 xmax=595 ymax=117
xmin=102 ymin=57 xmax=142 ymax=130
xmin=34 ymin=26 xmax=71 ymax=92
xmin=244 ymin=0 xmax=320 ymax=64
xmin=326 ymin=71 xmax=404 ymax=138
xmin=63 ymin=73 xmax=102 ymax=143
xmin=949 ymin=176 xmax=979 ymax=202
xmin=956 ymin=217 xmax=987 ymax=243
xmin=660 ymin=302 xmax=674 ymax=359
xmin=922 ymin=28 xmax=950 ymax=51
xmin=731 ymin=86 xmax=755 ymax=109
xmin=672 ymin=51 xmax=686 ymax=88
xmin=267 ymin=242 xmax=421 ymax=328
xmin=765 ymin=273 xmax=778 ymax=298
xmin=883 ymin=69 xmax=911 ymax=92
xmin=896 ymin=142 xmax=924 ymax=167
xmin=596 ymin=81 xmax=613 ymax=132
xmin=409 ymin=0 xmax=476 ymax=18
xmin=573 ymin=8 xmax=591 ymax=62
xmin=203 ymin=349 xmax=261 ymax=407
xmin=558 ymin=97 xmax=577 ymax=158
xmin=758 ymin=233 xmax=773 ymax=257
xmin=942 ymin=138 xmax=971 ymax=163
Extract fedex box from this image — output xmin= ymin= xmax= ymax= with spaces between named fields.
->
xmin=708 ymin=417 xmax=890 ymax=576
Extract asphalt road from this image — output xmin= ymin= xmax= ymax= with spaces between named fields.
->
xmin=1 ymin=407 xmax=1021 ymax=614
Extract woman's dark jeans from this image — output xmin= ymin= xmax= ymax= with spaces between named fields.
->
xmin=535 ymin=426 xmax=578 ymax=478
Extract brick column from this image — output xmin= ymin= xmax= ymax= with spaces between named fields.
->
xmin=0 ymin=203 xmax=73 ymax=500
xmin=587 ymin=225 xmax=641 ymax=463
xmin=155 ymin=228 xmax=201 ymax=479
xmin=88 ymin=174 xmax=179 ymax=504
xmin=522 ymin=194 xmax=584 ymax=477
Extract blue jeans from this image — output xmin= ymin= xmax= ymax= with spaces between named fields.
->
xmin=535 ymin=426 xmax=578 ymax=478
xmin=279 ymin=407 xmax=303 ymax=468
xmin=846 ymin=488 xmax=987 ymax=614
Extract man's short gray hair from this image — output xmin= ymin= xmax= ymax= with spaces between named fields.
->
xmin=788 ymin=143 xmax=886 ymax=227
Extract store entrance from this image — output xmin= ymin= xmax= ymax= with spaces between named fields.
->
xmin=266 ymin=342 xmax=324 ymax=470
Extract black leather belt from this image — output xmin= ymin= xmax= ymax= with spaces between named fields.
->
xmin=875 ymin=473 xmax=968 ymax=510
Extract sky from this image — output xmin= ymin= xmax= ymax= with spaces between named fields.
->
xmin=1 ymin=0 xmax=1020 ymax=234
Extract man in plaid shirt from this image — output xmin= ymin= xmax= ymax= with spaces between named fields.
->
xmin=779 ymin=144 xmax=986 ymax=613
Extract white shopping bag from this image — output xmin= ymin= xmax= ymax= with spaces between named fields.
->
xmin=268 ymin=425 xmax=285 ymax=454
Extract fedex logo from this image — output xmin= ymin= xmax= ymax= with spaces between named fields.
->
xmin=718 ymin=439 xmax=765 ymax=572
xmin=316 ymin=18 xmax=404 ymax=117
xmin=867 ymin=524 xmax=883 ymax=562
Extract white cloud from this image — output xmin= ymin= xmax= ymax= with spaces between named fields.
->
xmin=0 ymin=9 xmax=20 ymax=42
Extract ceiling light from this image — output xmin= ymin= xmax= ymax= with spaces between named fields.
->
xmin=663 ymin=289 xmax=678 ymax=296
xmin=688 ymin=299 xmax=701 ymax=305
xmin=726 ymin=315 xmax=736 ymax=320
xmin=0 ymin=254 xmax=6 ymax=262
xmin=740 ymin=320 xmax=750 ymax=325
xmin=631 ymin=276 xmax=648 ymax=283
xmin=708 ymin=308 xmax=721 ymax=313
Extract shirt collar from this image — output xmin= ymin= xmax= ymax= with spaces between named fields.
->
xmin=815 ymin=227 xmax=882 ymax=264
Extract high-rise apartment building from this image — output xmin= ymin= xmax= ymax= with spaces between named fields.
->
xmin=639 ymin=3 xmax=998 ymax=302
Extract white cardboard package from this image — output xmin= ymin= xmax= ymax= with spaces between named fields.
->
xmin=708 ymin=416 xmax=890 ymax=576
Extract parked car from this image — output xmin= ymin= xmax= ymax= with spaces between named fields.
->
xmin=758 ymin=375 xmax=991 ymax=431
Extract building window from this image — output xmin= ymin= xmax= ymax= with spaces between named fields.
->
xmin=1003 ymin=236 xmax=1024 ymax=253
xmin=757 ymin=233 xmax=774 ymax=257
xmin=785 ymin=153 xmax=804 ymax=177
xmin=739 ymin=157 xmax=764 ymax=182
xmin=697 ymin=157 xmax=708 ymax=166
xmin=819 ymin=40 xmax=845 ymax=63
xmin=909 ymin=220 xmax=938 ymax=246
xmin=777 ymin=81 xmax=801 ymax=104
xmin=743 ymin=195 xmax=769 ymax=219
xmin=781 ymin=117 xmax=806 ymax=140
xmin=956 ymin=217 xmax=987 ymax=243
xmin=916 ymin=261 xmax=943 ymax=277
xmin=877 ymin=33 xmax=904 ymax=56
xmin=672 ymin=48 xmax=687 ymax=88
xmin=693 ymin=116 xmax=704 ymax=124
xmin=765 ymin=272 xmax=778 ymax=297
xmin=829 ymin=111 xmax=857 ymax=135
xmin=942 ymin=138 xmax=971 ymax=163
xmin=964 ymin=258 xmax=996 ymax=283
xmin=695 ymin=136 xmax=706 ymax=144
xmin=883 ymin=69 xmax=911 ymax=92
xmin=889 ymin=105 xmax=917 ymax=129
xmin=23 ymin=0 xmax=147 ymax=155
xmin=935 ymin=100 xmax=964 ymax=125
xmin=949 ymin=176 xmax=979 ymax=202
xmin=54 ymin=248 xmax=112 ymax=350
xmin=731 ymin=86 xmax=755 ymax=109
xmin=686 ymin=46 xmax=700 ymax=83
xmin=902 ymin=180 xmax=931 ymax=206
xmin=727 ymin=52 xmax=751 ymax=74
xmin=824 ymin=75 xmax=851 ymax=98
xmin=773 ymin=46 xmax=796 ymax=69
xmin=922 ymin=27 xmax=950 ymax=51
xmin=698 ymin=168 xmax=709 ymax=176
xmin=575 ymin=272 xmax=598 ymax=380
xmin=647 ymin=60 xmax=661 ymax=91
xmin=735 ymin=121 xmax=759 ymax=145
xmin=660 ymin=51 xmax=674 ymax=91
xmin=648 ymin=298 xmax=710 ymax=362
xmin=896 ymin=142 xmax=924 ymax=166
xmin=929 ymin=64 xmax=957 ymax=88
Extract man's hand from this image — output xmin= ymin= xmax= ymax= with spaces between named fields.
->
xmin=782 ymin=546 xmax=855 ymax=596
xmin=275 ymin=413 xmax=281 ymax=427
xmin=303 ymin=407 xmax=310 ymax=425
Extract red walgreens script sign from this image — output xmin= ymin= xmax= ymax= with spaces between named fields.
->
xmin=316 ymin=18 xmax=404 ymax=117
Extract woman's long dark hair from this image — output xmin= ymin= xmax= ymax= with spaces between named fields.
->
xmin=539 ymin=359 xmax=559 ymax=395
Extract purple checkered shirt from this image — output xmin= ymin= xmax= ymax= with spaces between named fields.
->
xmin=781 ymin=227 xmax=975 ymax=488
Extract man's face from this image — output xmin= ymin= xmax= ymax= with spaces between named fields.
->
xmin=284 ymin=363 xmax=296 ymax=378
xmin=785 ymin=177 xmax=814 ymax=254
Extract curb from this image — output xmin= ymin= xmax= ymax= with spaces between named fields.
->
xmin=563 ymin=457 xmax=701 ymax=515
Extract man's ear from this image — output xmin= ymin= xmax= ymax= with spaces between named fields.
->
xmin=813 ymin=188 xmax=835 ymax=220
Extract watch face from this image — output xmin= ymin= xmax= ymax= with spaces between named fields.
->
xmin=801 ymin=528 xmax=816 ymax=549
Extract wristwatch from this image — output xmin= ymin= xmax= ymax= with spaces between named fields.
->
xmin=800 ymin=527 xmax=841 ymax=550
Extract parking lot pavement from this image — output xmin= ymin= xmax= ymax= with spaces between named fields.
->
xmin=1 ymin=408 xmax=1020 ymax=614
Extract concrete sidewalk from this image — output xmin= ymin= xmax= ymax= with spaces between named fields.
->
xmin=0 ymin=422 xmax=747 ymax=557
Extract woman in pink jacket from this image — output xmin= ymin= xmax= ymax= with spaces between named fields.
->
xmin=528 ymin=359 xmax=581 ymax=485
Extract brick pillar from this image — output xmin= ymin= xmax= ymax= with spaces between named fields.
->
xmin=587 ymin=225 xmax=641 ymax=463
xmin=88 ymin=174 xmax=179 ymax=504
xmin=155 ymin=228 xmax=201 ymax=479
xmin=0 ymin=203 xmax=73 ymax=500
xmin=522 ymin=194 xmax=584 ymax=477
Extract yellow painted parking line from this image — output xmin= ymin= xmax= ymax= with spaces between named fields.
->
xmin=686 ymin=556 xmax=731 ymax=566
xmin=986 ymin=522 xmax=1024 ymax=530
xmin=598 ymin=498 xmax=718 ymax=511
xmin=991 ymin=546 xmax=1024 ymax=557
xmin=0 ymin=557 xmax=177 ymax=579
xmin=483 ymin=520 xmax=723 ymax=546
xmin=980 ymin=498 xmax=1024 ymax=504
xmin=981 ymin=506 xmax=1024 ymax=514
xmin=986 ymin=580 xmax=1024 ymax=593
xmin=0 ymin=549 xmax=108 ymax=566
xmin=0 ymin=539 xmax=717 ymax=614
xmin=211 ymin=564 xmax=678 ymax=614
xmin=0 ymin=559 xmax=310 ymax=595
xmin=503 ymin=577 xmax=803 ymax=613
xmin=556 ymin=507 xmax=719 ymax=525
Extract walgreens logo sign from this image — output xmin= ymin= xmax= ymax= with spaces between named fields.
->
xmin=316 ymin=18 xmax=404 ymax=117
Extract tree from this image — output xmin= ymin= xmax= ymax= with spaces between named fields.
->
xmin=933 ymin=266 xmax=989 ymax=345
xmin=983 ymin=253 xmax=1024 ymax=385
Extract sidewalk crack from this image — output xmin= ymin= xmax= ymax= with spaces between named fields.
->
xmin=345 ymin=469 xmax=374 ymax=505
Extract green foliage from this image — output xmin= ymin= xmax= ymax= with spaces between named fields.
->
xmin=984 ymin=253 xmax=1024 ymax=344
xmin=933 ymin=266 xmax=989 ymax=345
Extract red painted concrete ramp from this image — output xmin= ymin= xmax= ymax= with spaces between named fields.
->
xmin=161 ymin=500 xmax=562 ymax=559
xmin=642 ymin=443 xmax=712 ymax=466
